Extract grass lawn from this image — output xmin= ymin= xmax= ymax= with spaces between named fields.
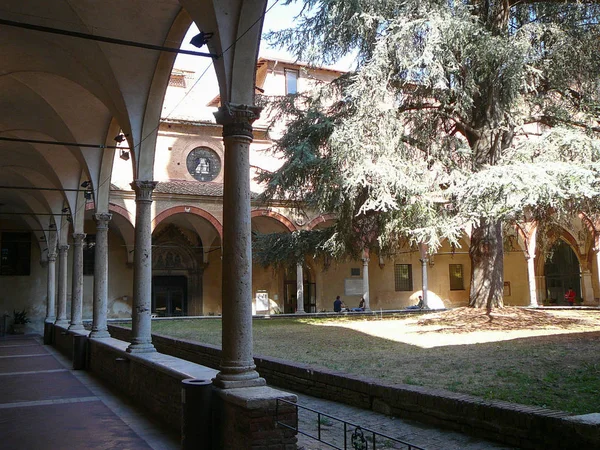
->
xmin=148 ymin=307 xmax=600 ymax=415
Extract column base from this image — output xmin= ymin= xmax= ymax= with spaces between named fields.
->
xmin=54 ymin=319 xmax=69 ymax=327
xmin=126 ymin=342 xmax=156 ymax=353
xmin=68 ymin=323 xmax=85 ymax=331
xmin=89 ymin=329 xmax=110 ymax=338
xmin=295 ymin=310 xmax=306 ymax=314
xmin=45 ymin=317 xmax=56 ymax=323
xmin=213 ymin=374 xmax=266 ymax=389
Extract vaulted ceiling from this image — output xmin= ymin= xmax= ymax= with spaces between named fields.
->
xmin=0 ymin=0 xmax=267 ymax=251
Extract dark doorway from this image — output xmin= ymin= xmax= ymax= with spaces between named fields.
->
xmin=152 ymin=276 xmax=187 ymax=316
xmin=283 ymin=265 xmax=316 ymax=313
xmin=544 ymin=240 xmax=581 ymax=304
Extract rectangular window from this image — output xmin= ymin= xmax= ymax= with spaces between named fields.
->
xmin=285 ymin=69 xmax=298 ymax=95
xmin=350 ymin=267 xmax=360 ymax=277
xmin=0 ymin=232 xmax=31 ymax=276
xmin=394 ymin=264 xmax=412 ymax=291
xmin=83 ymin=234 xmax=96 ymax=276
xmin=449 ymin=264 xmax=464 ymax=290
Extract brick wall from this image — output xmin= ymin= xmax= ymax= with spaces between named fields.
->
xmin=87 ymin=338 xmax=184 ymax=431
xmin=107 ymin=324 xmax=600 ymax=450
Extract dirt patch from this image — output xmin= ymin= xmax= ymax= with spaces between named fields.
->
xmin=417 ymin=307 xmax=597 ymax=333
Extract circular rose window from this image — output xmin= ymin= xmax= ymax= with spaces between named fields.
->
xmin=186 ymin=147 xmax=221 ymax=182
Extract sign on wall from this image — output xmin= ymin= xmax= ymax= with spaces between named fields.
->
xmin=344 ymin=278 xmax=363 ymax=296
xmin=255 ymin=290 xmax=269 ymax=312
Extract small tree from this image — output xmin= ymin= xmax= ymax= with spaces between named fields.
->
xmin=258 ymin=0 xmax=600 ymax=310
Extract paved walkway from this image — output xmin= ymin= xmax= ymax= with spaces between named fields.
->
xmin=0 ymin=335 xmax=178 ymax=450
xmin=290 ymin=391 xmax=517 ymax=450
xmin=0 ymin=335 xmax=517 ymax=450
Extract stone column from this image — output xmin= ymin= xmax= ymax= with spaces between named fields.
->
xmin=362 ymin=256 xmax=371 ymax=311
xmin=90 ymin=213 xmax=111 ymax=338
xmin=45 ymin=252 xmax=57 ymax=323
xmin=420 ymin=257 xmax=429 ymax=309
xmin=418 ymin=243 xmax=429 ymax=309
xmin=213 ymin=103 xmax=265 ymax=388
xmin=594 ymin=248 xmax=600 ymax=304
xmin=127 ymin=181 xmax=157 ymax=353
xmin=55 ymin=244 xmax=70 ymax=326
xmin=69 ymin=233 xmax=86 ymax=330
xmin=526 ymin=254 xmax=538 ymax=307
xmin=581 ymin=270 xmax=594 ymax=305
xmin=296 ymin=263 xmax=305 ymax=313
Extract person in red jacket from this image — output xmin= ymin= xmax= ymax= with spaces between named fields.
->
xmin=564 ymin=287 xmax=576 ymax=306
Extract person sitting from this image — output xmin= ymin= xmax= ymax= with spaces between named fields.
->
xmin=333 ymin=295 xmax=343 ymax=312
xmin=352 ymin=298 xmax=366 ymax=312
xmin=564 ymin=287 xmax=576 ymax=306
xmin=406 ymin=295 xmax=424 ymax=310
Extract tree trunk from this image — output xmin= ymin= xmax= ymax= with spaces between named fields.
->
xmin=469 ymin=218 xmax=504 ymax=311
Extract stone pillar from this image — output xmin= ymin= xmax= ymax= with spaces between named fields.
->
xmin=90 ymin=213 xmax=112 ymax=338
xmin=420 ymin=257 xmax=429 ymax=309
xmin=581 ymin=270 xmax=594 ymax=305
xmin=45 ymin=252 xmax=57 ymax=323
xmin=362 ymin=256 xmax=371 ymax=311
xmin=69 ymin=233 xmax=86 ymax=330
xmin=296 ymin=263 xmax=305 ymax=313
xmin=594 ymin=248 xmax=600 ymax=304
xmin=526 ymin=254 xmax=538 ymax=307
xmin=418 ymin=243 xmax=429 ymax=309
xmin=213 ymin=103 xmax=265 ymax=388
xmin=55 ymin=244 xmax=70 ymax=326
xmin=127 ymin=181 xmax=157 ymax=353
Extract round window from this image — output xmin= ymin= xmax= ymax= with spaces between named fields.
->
xmin=186 ymin=147 xmax=221 ymax=182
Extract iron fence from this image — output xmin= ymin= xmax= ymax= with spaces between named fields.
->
xmin=275 ymin=398 xmax=426 ymax=450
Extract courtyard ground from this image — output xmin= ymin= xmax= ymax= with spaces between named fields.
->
xmin=149 ymin=307 xmax=600 ymax=415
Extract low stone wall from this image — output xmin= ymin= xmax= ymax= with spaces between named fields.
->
xmin=87 ymin=337 xmax=217 ymax=431
xmin=83 ymin=330 xmax=297 ymax=449
xmin=108 ymin=324 xmax=600 ymax=450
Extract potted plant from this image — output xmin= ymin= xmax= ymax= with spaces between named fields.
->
xmin=12 ymin=309 xmax=30 ymax=334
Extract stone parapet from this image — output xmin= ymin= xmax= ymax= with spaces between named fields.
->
xmin=107 ymin=323 xmax=600 ymax=450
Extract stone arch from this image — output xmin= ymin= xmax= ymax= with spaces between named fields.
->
xmin=251 ymin=209 xmax=296 ymax=232
xmin=536 ymin=228 xmax=581 ymax=274
xmin=152 ymin=206 xmax=222 ymax=238
xmin=306 ymin=214 xmax=337 ymax=230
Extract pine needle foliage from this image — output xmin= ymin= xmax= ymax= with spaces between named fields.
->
xmin=257 ymin=0 xmax=600 ymax=305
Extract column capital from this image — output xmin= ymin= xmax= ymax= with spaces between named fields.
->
xmin=48 ymin=252 xmax=57 ymax=262
xmin=362 ymin=257 xmax=370 ymax=264
xmin=131 ymin=180 xmax=158 ymax=202
xmin=58 ymin=244 xmax=69 ymax=253
xmin=94 ymin=212 xmax=112 ymax=228
xmin=72 ymin=233 xmax=86 ymax=246
xmin=214 ymin=102 xmax=261 ymax=139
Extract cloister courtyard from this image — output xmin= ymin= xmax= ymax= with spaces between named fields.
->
xmin=132 ymin=307 xmax=600 ymax=416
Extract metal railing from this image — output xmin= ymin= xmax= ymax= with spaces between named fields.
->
xmin=275 ymin=398 xmax=426 ymax=450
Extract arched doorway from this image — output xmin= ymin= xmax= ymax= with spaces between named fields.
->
xmin=151 ymin=224 xmax=205 ymax=316
xmin=283 ymin=264 xmax=316 ymax=313
xmin=544 ymin=240 xmax=581 ymax=304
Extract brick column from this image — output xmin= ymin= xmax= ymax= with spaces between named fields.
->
xmin=90 ymin=213 xmax=111 ymax=338
xmin=69 ymin=233 xmax=86 ymax=330
xmin=55 ymin=244 xmax=70 ymax=326
xmin=127 ymin=181 xmax=157 ymax=353
xmin=213 ymin=103 xmax=264 ymax=388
